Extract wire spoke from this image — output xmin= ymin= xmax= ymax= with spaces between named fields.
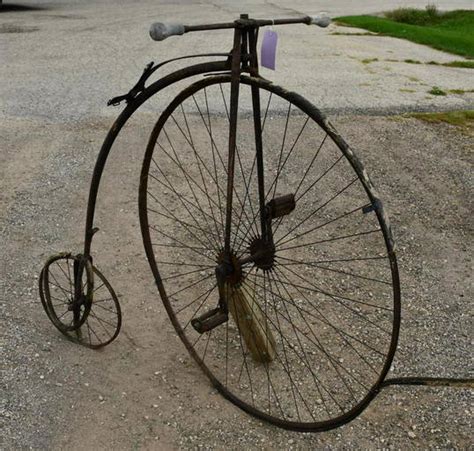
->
xmin=274 ymin=267 xmax=383 ymax=373
xmin=279 ymin=228 xmax=380 ymax=252
xmin=150 ymin=225 xmax=216 ymax=264
xmin=167 ymin=272 xmax=215 ymax=299
xmin=275 ymin=177 xmax=358 ymax=243
xmin=175 ymin=283 xmax=217 ymax=316
xmin=277 ymin=204 xmax=369 ymax=248
xmin=268 ymin=269 xmax=366 ymax=398
xmin=276 ymin=263 xmax=392 ymax=336
xmin=238 ymin=280 xmax=343 ymax=413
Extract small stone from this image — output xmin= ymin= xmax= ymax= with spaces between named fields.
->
xmin=408 ymin=431 xmax=416 ymax=439
xmin=98 ymin=395 xmax=104 ymax=401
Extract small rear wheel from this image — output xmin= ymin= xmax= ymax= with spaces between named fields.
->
xmin=39 ymin=253 xmax=122 ymax=348
xmin=40 ymin=253 xmax=93 ymax=332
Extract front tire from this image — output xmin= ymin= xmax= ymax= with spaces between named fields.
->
xmin=139 ymin=75 xmax=400 ymax=431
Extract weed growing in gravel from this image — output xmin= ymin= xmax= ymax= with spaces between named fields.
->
xmin=361 ymin=58 xmax=379 ymax=64
xmin=442 ymin=61 xmax=474 ymax=69
xmin=428 ymin=86 xmax=447 ymax=95
xmin=448 ymin=89 xmax=474 ymax=94
xmin=402 ymin=59 xmax=474 ymax=68
xmin=404 ymin=110 xmax=474 ymax=129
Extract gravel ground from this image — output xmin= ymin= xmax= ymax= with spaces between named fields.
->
xmin=1 ymin=1 xmax=473 ymax=449
xmin=1 ymin=110 xmax=472 ymax=449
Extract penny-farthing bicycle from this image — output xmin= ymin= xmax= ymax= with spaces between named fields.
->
xmin=39 ymin=14 xmax=471 ymax=432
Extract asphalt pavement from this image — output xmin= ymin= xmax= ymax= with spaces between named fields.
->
xmin=1 ymin=0 xmax=473 ymax=123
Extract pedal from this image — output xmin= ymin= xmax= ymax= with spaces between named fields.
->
xmin=191 ymin=307 xmax=228 ymax=334
xmin=267 ymin=193 xmax=296 ymax=219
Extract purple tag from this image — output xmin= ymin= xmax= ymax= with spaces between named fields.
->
xmin=261 ymin=29 xmax=278 ymax=70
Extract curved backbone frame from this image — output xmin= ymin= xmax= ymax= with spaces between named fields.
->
xmin=82 ymin=60 xmax=229 ymax=256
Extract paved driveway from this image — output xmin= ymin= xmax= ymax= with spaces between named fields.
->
xmin=1 ymin=0 xmax=473 ymax=122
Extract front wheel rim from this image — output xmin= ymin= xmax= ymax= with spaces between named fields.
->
xmin=139 ymin=75 xmax=400 ymax=431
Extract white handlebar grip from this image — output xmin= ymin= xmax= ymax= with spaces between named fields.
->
xmin=309 ymin=13 xmax=331 ymax=28
xmin=149 ymin=22 xmax=185 ymax=41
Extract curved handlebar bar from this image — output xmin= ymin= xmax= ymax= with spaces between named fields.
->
xmin=150 ymin=14 xmax=331 ymax=42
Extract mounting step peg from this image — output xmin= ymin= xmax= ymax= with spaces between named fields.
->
xmin=191 ymin=307 xmax=228 ymax=334
xmin=267 ymin=193 xmax=296 ymax=219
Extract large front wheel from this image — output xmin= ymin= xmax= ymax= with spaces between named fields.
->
xmin=139 ymin=75 xmax=400 ymax=431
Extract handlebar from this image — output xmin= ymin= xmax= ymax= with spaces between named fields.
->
xmin=150 ymin=14 xmax=331 ymax=42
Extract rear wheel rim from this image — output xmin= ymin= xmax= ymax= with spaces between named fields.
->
xmin=42 ymin=254 xmax=93 ymax=332
xmin=40 ymin=255 xmax=122 ymax=348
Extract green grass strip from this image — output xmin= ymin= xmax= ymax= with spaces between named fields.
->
xmin=404 ymin=110 xmax=474 ymax=128
xmin=336 ymin=12 xmax=474 ymax=58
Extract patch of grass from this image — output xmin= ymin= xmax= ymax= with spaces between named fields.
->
xmin=393 ymin=58 xmax=474 ymax=68
xmin=361 ymin=57 xmax=379 ymax=64
xmin=408 ymin=76 xmax=421 ymax=82
xmin=448 ymin=89 xmax=474 ymax=94
xmin=428 ymin=86 xmax=447 ymax=95
xmin=404 ymin=110 xmax=474 ymax=129
xmin=336 ymin=9 xmax=474 ymax=58
xmin=400 ymin=88 xmax=416 ymax=93
xmin=443 ymin=60 xmax=474 ymax=68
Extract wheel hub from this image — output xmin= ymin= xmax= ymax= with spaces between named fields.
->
xmin=216 ymin=250 xmax=242 ymax=286
xmin=249 ymin=237 xmax=275 ymax=271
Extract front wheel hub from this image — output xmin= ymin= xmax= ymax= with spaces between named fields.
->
xmin=216 ymin=250 xmax=242 ymax=286
xmin=249 ymin=237 xmax=275 ymax=271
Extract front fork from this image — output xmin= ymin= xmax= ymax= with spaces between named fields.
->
xmin=192 ymin=22 xmax=296 ymax=334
